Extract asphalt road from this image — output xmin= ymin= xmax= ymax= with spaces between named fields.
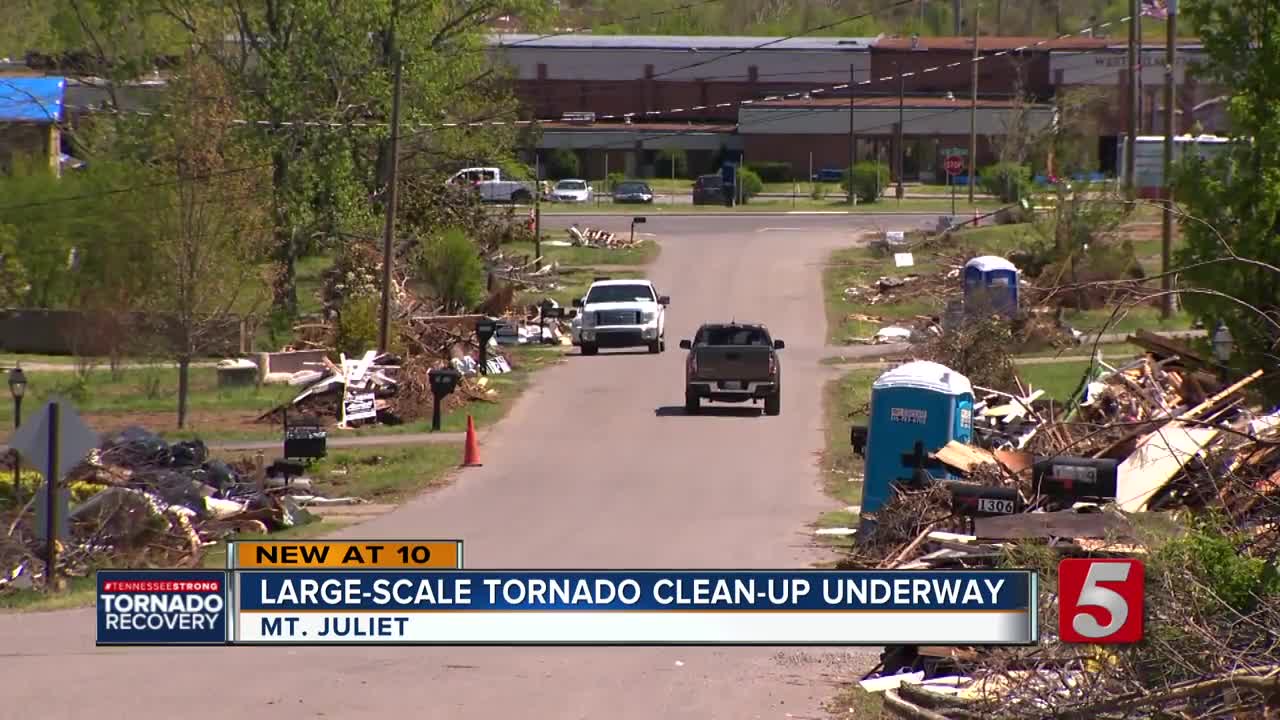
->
xmin=0 ymin=213 xmax=942 ymax=720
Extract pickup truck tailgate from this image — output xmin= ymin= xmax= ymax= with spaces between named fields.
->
xmin=692 ymin=346 xmax=773 ymax=380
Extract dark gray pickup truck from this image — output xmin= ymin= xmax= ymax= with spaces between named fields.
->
xmin=678 ymin=322 xmax=784 ymax=416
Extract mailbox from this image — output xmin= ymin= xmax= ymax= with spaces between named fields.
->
xmin=1032 ymin=456 xmax=1118 ymax=502
xmin=283 ymin=412 xmax=327 ymax=460
xmin=630 ymin=216 xmax=646 ymax=244
xmin=427 ymin=366 xmax=462 ymax=431
xmin=945 ymin=481 xmax=1022 ymax=517
xmin=476 ymin=318 xmax=498 ymax=345
xmin=428 ymin=367 xmax=462 ymax=398
xmin=476 ymin=317 xmax=498 ymax=374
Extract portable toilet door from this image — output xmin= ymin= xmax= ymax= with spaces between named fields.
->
xmin=963 ymin=255 xmax=1019 ymax=317
xmin=860 ymin=361 xmax=975 ymax=515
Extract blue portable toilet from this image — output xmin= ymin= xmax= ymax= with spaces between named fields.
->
xmin=860 ymin=361 xmax=975 ymax=515
xmin=963 ymin=255 xmax=1019 ymax=316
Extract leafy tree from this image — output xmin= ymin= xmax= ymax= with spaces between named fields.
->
xmin=0 ymin=224 xmax=30 ymax=307
xmin=417 ymin=227 xmax=485 ymax=314
xmin=1174 ymin=0 xmax=1280 ymax=398
xmin=842 ymin=161 xmax=890 ymax=203
xmin=545 ymin=149 xmax=580 ymax=180
xmin=735 ymin=167 xmax=763 ymax=203
xmin=136 ymin=54 xmax=272 ymax=429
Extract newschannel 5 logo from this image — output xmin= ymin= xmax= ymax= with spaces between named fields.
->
xmin=1057 ymin=558 xmax=1145 ymax=644
xmin=97 ymin=570 xmax=229 ymax=645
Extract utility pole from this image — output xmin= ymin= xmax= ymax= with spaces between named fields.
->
xmin=378 ymin=49 xmax=403 ymax=354
xmin=896 ymin=66 xmax=905 ymax=204
xmin=848 ymin=63 xmax=856 ymax=205
xmin=968 ymin=2 xmax=980 ymax=203
xmin=1125 ymin=0 xmax=1138 ymax=197
xmin=534 ymin=153 xmax=542 ymax=270
xmin=1160 ymin=0 xmax=1177 ymax=319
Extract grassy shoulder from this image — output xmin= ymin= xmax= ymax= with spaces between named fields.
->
xmin=817 ymin=368 xmax=881 ymax=546
xmin=0 ymin=442 xmax=462 ymax=612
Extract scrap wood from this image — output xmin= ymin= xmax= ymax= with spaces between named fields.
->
xmin=1129 ymin=329 xmax=1213 ymax=367
xmin=1179 ymin=368 xmax=1264 ymax=421
xmin=932 ymin=441 xmax=998 ymax=475
xmin=973 ymin=511 xmax=1137 ymax=541
xmin=1116 ymin=422 xmax=1220 ymax=512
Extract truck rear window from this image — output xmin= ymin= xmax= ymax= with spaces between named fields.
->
xmin=696 ymin=327 xmax=769 ymax=346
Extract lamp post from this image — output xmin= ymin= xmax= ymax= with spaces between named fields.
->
xmin=1212 ymin=322 xmax=1234 ymax=364
xmin=8 ymin=366 xmax=26 ymax=505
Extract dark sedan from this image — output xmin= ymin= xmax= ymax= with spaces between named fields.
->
xmin=612 ymin=181 xmax=654 ymax=204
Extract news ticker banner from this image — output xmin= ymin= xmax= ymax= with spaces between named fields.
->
xmin=97 ymin=540 xmax=1039 ymax=646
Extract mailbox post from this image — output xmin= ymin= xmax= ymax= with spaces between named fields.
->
xmin=475 ymin=317 xmax=498 ymax=375
xmin=428 ymin=367 xmax=462 ymax=432
xmin=539 ymin=300 xmax=564 ymax=345
xmin=630 ymin=216 xmax=646 ymax=245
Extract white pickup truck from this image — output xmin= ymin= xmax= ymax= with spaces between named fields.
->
xmin=571 ymin=278 xmax=670 ymax=355
xmin=447 ymin=167 xmax=537 ymax=204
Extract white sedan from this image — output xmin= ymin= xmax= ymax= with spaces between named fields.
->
xmin=550 ymin=179 xmax=593 ymax=203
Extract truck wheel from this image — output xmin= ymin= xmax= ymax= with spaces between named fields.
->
xmin=511 ymin=189 xmax=532 ymax=203
xmin=685 ymin=391 xmax=700 ymax=414
xmin=648 ymin=339 xmax=661 ymax=354
xmin=764 ymin=391 xmax=781 ymax=416
xmin=581 ymin=343 xmax=598 ymax=356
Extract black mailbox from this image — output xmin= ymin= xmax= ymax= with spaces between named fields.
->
xmin=427 ymin=366 xmax=462 ymax=431
xmin=1032 ymin=456 xmax=1119 ymax=502
xmin=283 ymin=412 xmax=327 ymax=460
xmin=945 ymin=481 xmax=1022 ymax=517
xmin=429 ymin=366 xmax=462 ymax=398
xmin=850 ymin=425 xmax=869 ymax=457
xmin=476 ymin=318 xmax=498 ymax=375
xmin=630 ymin=216 xmax=646 ymax=244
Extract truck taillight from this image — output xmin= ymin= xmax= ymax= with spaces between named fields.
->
xmin=689 ymin=354 xmax=698 ymax=375
xmin=768 ymin=355 xmax=777 ymax=375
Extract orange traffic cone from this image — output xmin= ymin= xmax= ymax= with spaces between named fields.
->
xmin=462 ymin=415 xmax=482 ymax=467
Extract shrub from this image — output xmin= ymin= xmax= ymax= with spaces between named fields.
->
xmin=606 ymin=172 xmax=625 ymax=191
xmin=811 ymin=183 xmax=829 ymax=201
xmin=655 ymin=149 xmax=688 ymax=178
xmin=746 ymin=161 xmax=792 ymax=183
xmin=544 ymin=149 xmax=580 ymax=180
xmin=736 ymin=168 xmax=764 ymax=203
xmin=979 ymin=162 xmax=1033 ymax=203
xmin=418 ymin=227 xmax=486 ymax=314
xmin=334 ymin=292 xmax=380 ymax=359
xmin=841 ymin=162 xmax=890 ymax=203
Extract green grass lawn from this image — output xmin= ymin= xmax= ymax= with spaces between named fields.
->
xmin=0 ymin=365 xmax=295 ymax=432
xmin=821 ymin=368 xmax=881 ymax=510
xmin=1016 ymin=359 xmax=1095 ymax=404
xmin=501 ymin=239 xmax=659 ymax=267
xmin=1064 ymin=306 xmax=1194 ymax=336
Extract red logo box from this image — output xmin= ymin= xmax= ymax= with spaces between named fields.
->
xmin=1058 ymin=558 xmax=1144 ymax=644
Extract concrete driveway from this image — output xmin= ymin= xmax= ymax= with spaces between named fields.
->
xmin=0 ymin=213 xmax=941 ymax=720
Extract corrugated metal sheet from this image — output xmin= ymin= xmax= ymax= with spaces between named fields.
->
xmin=0 ymin=76 xmax=65 ymax=122
xmin=488 ymin=34 xmax=877 ymax=51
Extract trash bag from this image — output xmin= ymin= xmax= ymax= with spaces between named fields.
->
xmin=169 ymin=439 xmax=208 ymax=467
xmin=202 ymin=459 xmax=237 ymax=493
xmin=149 ymin=471 xmax=211 ymax=515
xmin=106 ymin=426 xmax=171 ymax=464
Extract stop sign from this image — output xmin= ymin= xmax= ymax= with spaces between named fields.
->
xmin=944 ymin=155 xmax=965 ymax=176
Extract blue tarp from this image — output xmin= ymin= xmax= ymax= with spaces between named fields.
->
xmin=0 ymin=76 xmax=66 ymax=123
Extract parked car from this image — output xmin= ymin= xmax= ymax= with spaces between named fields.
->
xmin=692 ymin=174 xmax=730 ymax=205
xmin=679 ymin=322 xmax=784 ymax=416
xmin=612 ymin=180 xmax=654 ymax=204
xmin=550 ymin=179 xmax=593 ymax=203
xmin=446 ymin=166 xmax=535 ymax=203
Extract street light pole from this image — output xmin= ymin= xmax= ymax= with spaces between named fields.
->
xmin=8 ymin=366 xmax=25 ymax=506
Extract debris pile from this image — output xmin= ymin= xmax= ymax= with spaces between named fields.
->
xmin=842 ymin=330 xmax=1280 ymax=717
xmin=0 ymin=427 xmax=356 ymax=590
